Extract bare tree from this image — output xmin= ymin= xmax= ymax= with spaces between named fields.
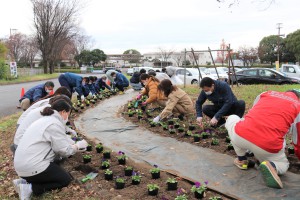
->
xmin=158 ymin=47 xmax=175 ymax=66
xmin=31 ymin=0 xmax=83 ymax=73
xmin=20 ymin=35 xmax=39 ymax=68
xmin=5 ymin=33 xmax=27 ymax=62
xmin=173 ymin=53 xmax=183 ymax=67
xmin=237 ymin=46 xmax=258 ymax=66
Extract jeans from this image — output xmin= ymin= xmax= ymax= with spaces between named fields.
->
xmin=22 ymin=162 xmax=72 ymax=196
xmin=203 ymin=100 xmax=245 ymax=125
xmin=130 ymin=82 xmax=143 ymax=90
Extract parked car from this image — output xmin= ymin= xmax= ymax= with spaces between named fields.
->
xmin=104 ymin=67 xmax=121 ymax=73
xmin=175 ymin=68 xmax=214 ymax=85
xmin=126 ymin=67 xmax=158 ymax=76
xmin=230 ymin=68 xmax=300 ymax=85
xmin=205 ymin=68 xmax=228 ymax=81
xmin=280 ymin=64 xmax=300 ymax=78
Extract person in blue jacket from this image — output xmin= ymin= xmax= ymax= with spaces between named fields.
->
xmin=110 ymin=72 xmax=129 ymax=94
xmin=195 ymin=77 xmax=245 ymax=127
xmin=19 ymin=81 xmax=54 ymax=111
xmin=95 ymin=75 xmax=112 ymax=92
xmin=58 ymin=72 xmax=84 ymax=100
xmin=87 ymin=76 xmax=97 ymax=95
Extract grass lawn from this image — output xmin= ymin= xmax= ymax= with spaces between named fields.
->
xmin=0 ymin=73 xmax=59 ymax=85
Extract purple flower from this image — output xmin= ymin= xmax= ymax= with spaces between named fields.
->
xmin=132 ymin=171 xmax=139 ymax=176
xmin=204 ymin=180 xmax=208 ymax=185
xmin=195 ymin=181 xmax=201 ymax=188
xmin=177 ymin=188 xmax=183 ymax=195
xmin=154 ymin=164 xmax=158 ymax=168
xmin=161 ymin=196 xmax=169 ymax=200
xmin=118 ymin=151 xmax=124 ymax=155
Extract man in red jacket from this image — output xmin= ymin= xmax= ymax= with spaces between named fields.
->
xmin=225 ymin=89 xmax=300 ymax=189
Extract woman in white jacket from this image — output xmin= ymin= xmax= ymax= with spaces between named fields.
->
xmin=14 ymin=99 xmax=88 ymax=199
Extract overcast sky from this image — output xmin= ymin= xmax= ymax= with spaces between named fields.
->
xmin=1 ymin=0 xmax=299 ymax=54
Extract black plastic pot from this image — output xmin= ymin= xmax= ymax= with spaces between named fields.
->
xmin=103 ymin=152 xmax=111 ymax=159
xmin=185 ymin=132 xmax=191 ymax=137
xmin=178 ymin=129 xmax=184 ymax=133
xmin=148 ymin=188 xmax=158 ymax=196
xmin=227 ymin=145 xmax=234 ymax=151
xmin=128 ymin=113 xmax=133 ymax=117
xmin=194 ymin=191 xmax=204 ymax=199
xmin=168 ymin=121 xmax=174 ymax=125
xmin=225 ymin=137 xmax=231 ymax=143
xmin=86 ymin=145 xmax=92 ymax=151
xmin=202 ymin=135 xmax=208 ymax=139
xmin=101 ymin=164 xmax=110 ymax=170
xmin=194 ymin=136 xmax=200 ymax=142
xmin=141 ymin=105 xmax=146 ymax=111
xmin=167 ymin=182 xmax=178 ymax=190
xmin=163 ymin=126 xmax=168 ymax=130
xmin=174 ymin=124 xmax=180 ymax=129
xmin=86 ymin=104 xmax=90 ymax=107
xmin=104 ymin=173 xmax=113 ymax=180
xmin=125 ymin=169 xmax=133 ymax=176
xmin=96 ymin=146 xmax=103 ymax=153
xmin=169 ymin=130 xmax=176 ymax=134
xmin=138 ymin=115 xmax=143 ymax=119
xmin=288 ymin=148 xmax=295 ymax=155
xmin=189 ymin=125 xmax=196 ymax=131
xmin=132 ymin=180 xmax=140 ymax=185
xmin=150 ymin=123 xmax=156 ymax=127
xmin=118 ymin=159 xmax=126 ymax=165
xmin=115 ymin=182 xmax=125 ymax=189
xmin=81 ymin=106 xmax=84 ymax=109
xmin=83 ymin=157 xmax=91 ymax=164
xmin=151 ymin=172 xmax=160 ymax=179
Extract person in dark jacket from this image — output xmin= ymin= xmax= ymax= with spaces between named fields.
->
xmin=58 ymin=72 xmax=85 ymax=100
xmin=95 ymin=75 xmax=112 ymax=92
xmin=195 ymin=77 xmax=245 ymax=126
xmin=19 ymin=81 xmax=54 ymax=111
xmin=87 ymin=76 xmax=97 ymax=95
xmin=82 ymin=77 xmax=91 ymax=97
xmin=130 ymin=69 xmax=146 ymax=90
xmin=111 ymin=72 xmax=129 ymax=94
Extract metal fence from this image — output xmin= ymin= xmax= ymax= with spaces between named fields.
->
xmin=17 ymin=68 xmax=44 ymax=77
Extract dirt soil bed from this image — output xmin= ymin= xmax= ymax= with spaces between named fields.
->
xmin=0 ymin=92 xmax=233 ymax=200
xmin=121 ymin=97 xmax=300 ymax=175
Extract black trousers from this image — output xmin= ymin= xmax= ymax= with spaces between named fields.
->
xmin=58 ymin=74 xmax=72 ymax=93
xmin=22 ymin=162 xmax=72 ymax=196
xmin=203 ymin=100 xmax=245 ymax=125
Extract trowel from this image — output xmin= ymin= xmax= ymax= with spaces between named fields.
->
xmin=81 ymin=172 xmax=98 ymax=183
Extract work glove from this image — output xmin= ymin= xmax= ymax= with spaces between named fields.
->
xmin=136 ymin=94 xmax=142 ymax=100
xmin=210 ymin=117 xmax=218 ymax=126
xmin=196 ymin=117 xmax=203 ymax=127
xmin=69 ymin=129 xmax=77 ymax=137
xmin=75 ymin=139 xmax=88 ymax=152
xmin=153 ymin=116 xmax=160 ymax=123
xmin=142 ymin=101 xmax=147 ymax=106
xmin=81 ymin=95 xmax=85 ymax=101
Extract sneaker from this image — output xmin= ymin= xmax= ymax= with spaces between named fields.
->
xmin=259 ymin=161 xmax=283 ymax=189
xmin=19 ymin=183 xmax=32 ymax=200
xmin=13 ymin=178 xmax=27 ymax=194
xmin=234 ymin=158 xmax=248 ymax=170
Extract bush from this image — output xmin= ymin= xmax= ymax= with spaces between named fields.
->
xmin=0 ymin=60 xmax=10 ymax=79
xmin=54 ymin=69 xmax=81 ymax=73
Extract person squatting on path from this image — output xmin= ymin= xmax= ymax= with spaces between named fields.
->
xmin=58 ymin=72 xmax=85 ymax=101
xmin=136 ymin=74 xmax=167 ymax=108
xmin=153 ymin=79 xmax=194 ymax=123
xmin=130 ymin=68 xmax=146 ymax=91
xmin=95 ymin=75 xmax=112 ymax=92
xmin=19 ymin=81 xmax=54 ymax=111
xmin=196 ymin=77 xmax=245 ymax=127
xmin=110 ymin=71 xmax=129 ymax=94
xmin=13 ymin=100 xmax=88 ymax=200
xmin=225 ymin=89 xmax=300 ymax=189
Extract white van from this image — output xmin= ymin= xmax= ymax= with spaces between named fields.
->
xmin=280 ymin=64 xmax=300 ymax=78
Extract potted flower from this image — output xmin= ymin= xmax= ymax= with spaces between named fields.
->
xmin=104 ymin=169 xmax=113 ymax=180
xmin=95 ymin=143 xmax=103 ymax=153
xmin=189 ymin=124 xmax=196 ymax=131
xmin=131 ymin=171 xmax=142 ymax=185
xmin=185 ymin=130 xmax=192 ymax=137
xmin=90 ymin=99 xmax=96 ymax=104
xmin=211 ymin=138 xmax=219 ymax=145
xmin=83 ymin=155 xmax=91 ymax=164
xmin=174 ymin=122 xmax=180 ymax=129
xmin=288 ymin=146 xmax=294 ymax=154
xmin=86 ymin=144 xmax=92 ymax=151
xmin=128 ymin=109 xmax=134 ymax=117
xmin=101 ymin=160 xmax=110 ymax=169
xmin=201 ymin=132 xmax=209 ymax=139
xmin=80 ymin=103 xmax=85 ymax=109
xmin=168 ymin=120 xmax=174 ymax=125
xmin=138 ymin=113 xmax=143 ymax=119
xmin=166 ymin=177 xmax=178 ymax=190
xmin=141 ymin=105 xmax=146 ymax=111
xmin=147 ymin=184 xmax=159 ymax=196
xmin=150 ymin=165 xmax=160 ymax=179
xmin=85 ymin=100 xmax=90 ymax=106
xmin=124 ymin=166 xmax=133 ymax=176
xmin=191 ymin=181 xmax=208 ymax=199
xmin=115 ymin=177 xmax=125 ymax=189
xmin=127 ymin=103 xmax=133 ymax=109
xmin=169 ymin=129 xmax=176 ymax=134
xmin=103 ymin=150 xmax=111 ymax=159
xmin=162 ymin=124 xmax=168 ymax=130
xmin=209 ymin=196 xmax=223 ymax=200
xmin=178 ymin=127 xmax=185 ymax=133
xmin=227 ymin=143 xmax=234 ymax=151
xmin=193 ymin=133 xmax=201 ymax=142
xmin=225 ymin=136 xmax=231 ymax=143
xmin=175 ymin=188 xmax=188 ymax=200
xmin=117 ymin=151 xmax=127 ymax=165
xmin=150 ymin=121 xmax=157 ymax=127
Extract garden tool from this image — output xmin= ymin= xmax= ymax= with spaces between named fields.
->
xmin=81 ymin=172 xmax=98 ymax=183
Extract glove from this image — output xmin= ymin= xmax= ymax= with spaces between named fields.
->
xmin=69 ymin=129 xmax=77 ymax=137
xmin=81 ymin=95 xmax=84 ymax=101
xmin=136 ymin=94 xmax=142 ymax=100
xmin=75 ymin=139 xmax=88 ymax=152
xmin=142 ymin=101 xmax=147 ymax=106
xmin=153 ymin=116 xmax=160 ymax=123
xmin=210 ymin=117 xmax=218 ymax=126
xmin=197 ymin=117 xmax=203 ymax=127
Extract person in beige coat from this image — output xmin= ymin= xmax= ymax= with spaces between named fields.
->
xmin=153 ymin=79 xmax=194 ymax=122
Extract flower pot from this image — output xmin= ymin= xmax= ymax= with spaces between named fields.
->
xmin=128 ymin=113 xmax=133 ymax=117
xmin=115 ymin=182 xmax=125 ymax=189
xmin=167 ymin=182 xmax=178 ymax=190
xmin=150 ymin=124 xmax=156 ymax=127
xmin=96 ymin=146 xmax=103 ymax=153
xmin=105 ymin=173 xmax=113 ymax=180
xmin=169 ymin=130 xmax=176 ymax=134
xmin=227 ymin=145 xmax=234 ymax=151
xmin=288 ymin=148 xmax=294 ymax=155
xmin=151 ymin=172 xmax=160 ymax=179
xmin=125 ymin=169 xmax=133 ymax=176
xmin=118 ymin=159 xmax=126 ymax=165
xmin=148 ymin=188 xmax=158 ymax=196
xmin=168 ymin=121 xmax=174 ymax=125
xmin=102 ymin=165 xmax=110 ymax=170
xmin=81 ymin=106 xmax=84 ymax=109
xmin=225 ymin=137 xmax=231 ymax=143
xmin=86 ymin=145 xmax=92 ymax=151
xmin=83 ymin=157 xmax=91 ymax=164
xmin=132 ymin=180 xmax=140 ymax=185
xmin=141 ymin=105 xmax=146 ymax=111
xmin=194 ymin=136 xmax=200 ymax=142
xmin=178 ymin=129 xmax=184 ymax=133
xmin=189 ymin=125 xmax=196 ymax=131
xmin=174 ymin=124 xmax=180 ymax=129
xmin=163 ymin=126 xmax=168 ymax=130
xmin=138 ymin=115 xmax=143 ymax=119
xmin=194 ymin=191 xmax=204 ymax=199
xmin=103 ymin=152 xmax=111 ymax=159
xmin=202 ymin=135 xmax=208 ymax=139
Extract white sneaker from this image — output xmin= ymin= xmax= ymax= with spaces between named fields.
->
xmin=13 ymin=178 xmax=27 ymax=194
xmin=19 ymin=183 xmax=32 ymax=200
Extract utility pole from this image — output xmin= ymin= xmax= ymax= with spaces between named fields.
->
xmin=276 ymin=23 xmax=284 ymax=70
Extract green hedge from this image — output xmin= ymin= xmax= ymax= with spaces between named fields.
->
xmin=54 ymin=69 xmax=81 ymax=73
xmin=0 ymin=60 xmax=10 ymax=79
